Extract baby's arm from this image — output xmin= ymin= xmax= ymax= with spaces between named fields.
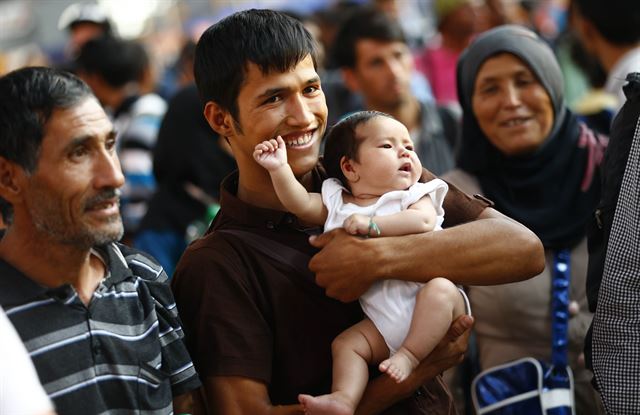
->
xmin=343 ymin=195 xmax=437 ymax=237
xmin=253 ymin=136 xmax=327 ymax=224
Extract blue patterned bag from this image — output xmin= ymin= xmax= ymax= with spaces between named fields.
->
xmin=471 ymin=251 xmax=576 ymax=415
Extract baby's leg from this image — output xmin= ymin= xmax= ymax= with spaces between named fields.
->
xmin=379 ymin=278 xmax=467 ymax=383
xmin=299 ymin=319 xmax=389 ymax=415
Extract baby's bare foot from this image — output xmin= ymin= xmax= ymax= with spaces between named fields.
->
xmin=379 ymin=347 xmax=420 ymax=383
xmin=298 ymin=392 xmax=354 ymax=415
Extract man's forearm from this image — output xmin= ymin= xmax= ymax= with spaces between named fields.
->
xmin=310 ymin=208 xmax=544 ymax=302
xmin=173 ymin=392 xmax=194 ymax=414
xmin=356 ymin=373 xmax=414 ymax=415
xmin=372 ymin=208 xmax=544 ymax=286
xmin=205 ymin=377 xmax=304 ymax=415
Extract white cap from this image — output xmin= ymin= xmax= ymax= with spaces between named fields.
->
xmin=57 ymin=2 xmax=110 ymax=31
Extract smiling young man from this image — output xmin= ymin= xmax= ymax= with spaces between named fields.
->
xmin=0 ymin=67 xmax=200 ymax=414
xmin=171 ymin=9 xmax=545 ymax=415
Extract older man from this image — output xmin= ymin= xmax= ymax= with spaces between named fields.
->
xmin=0 ymin=67 xmax=200 ymax=414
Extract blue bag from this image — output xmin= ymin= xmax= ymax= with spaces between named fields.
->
xmin=471 ymin=250 xmax=576 ymax=415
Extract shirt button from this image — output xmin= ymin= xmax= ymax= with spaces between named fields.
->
xmin=266 ymin=221 xmax=275 ymax=230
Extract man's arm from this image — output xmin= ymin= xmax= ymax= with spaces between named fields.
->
xmin=309 ymin=207 xmax=545 ymax=302
xmin=197 ymin=316 xmax=472 ymax=415
xmin=203 ymin=377 xmax=303 ymax=415
xmin=173 ymin=392 xmax=194 ymax=414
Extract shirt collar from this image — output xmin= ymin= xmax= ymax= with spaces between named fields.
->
xmin=0 ymin=259 xmax=48 ymax=307
xmin=0 ymin=242 xmax=133 ymax=307
xmin=94 ymin=242 xmax=134 ymax=287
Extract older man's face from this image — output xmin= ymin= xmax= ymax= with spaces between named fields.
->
xmin=22 ymin=97 xmax=125 ymax=248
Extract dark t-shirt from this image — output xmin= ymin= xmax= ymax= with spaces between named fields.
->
xmin=171 ymin=165 xmax=489 ymax=412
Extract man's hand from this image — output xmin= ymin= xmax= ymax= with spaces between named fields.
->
xmin=355 ymin=314 xmax=474 ymax=415
xmin=401 ymin=313 xmax=474 ymax=394
xmin=416 ymin=313 xmax=473 ymax=375
xmin=309 ymin=229 xmax=380 ymax=302
xmin=253 ymin=136 xmax=287 ymax=171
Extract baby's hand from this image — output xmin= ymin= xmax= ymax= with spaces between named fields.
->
xmin=253 ymin=136 xmax=287 ymax=171
xmin=343 ymin=214 xmax=371 ymax=236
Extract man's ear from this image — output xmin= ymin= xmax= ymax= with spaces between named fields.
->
xmin=204 ymin=101 xmax=236 ymax=137
xmin=340 ymin=156 xmax=360 ymax=183
xmin=0 ymin=157 xmax=24 ymax=204
xmin=341 ymin=68 xmax=361 ymax=93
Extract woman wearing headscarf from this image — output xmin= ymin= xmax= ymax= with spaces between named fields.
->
xmin=444 ymin=25 xmax=607 ymax=414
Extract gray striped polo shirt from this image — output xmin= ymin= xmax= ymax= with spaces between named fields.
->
xmin=0 ymin=242 xmax=200 ymax=414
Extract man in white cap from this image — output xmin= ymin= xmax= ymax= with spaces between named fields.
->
xmin=57 ymin=2 xmax=114 ymax=60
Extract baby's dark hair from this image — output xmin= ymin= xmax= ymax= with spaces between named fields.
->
xmin=323 ymin=110 xmax=394 ymax=187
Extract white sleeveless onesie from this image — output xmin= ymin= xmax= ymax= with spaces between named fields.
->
xmin=321 ymin=178 xmax=448 ymax=353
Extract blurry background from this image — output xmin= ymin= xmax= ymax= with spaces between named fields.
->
xmin=0 ymin=0 xmax=443 ymax=78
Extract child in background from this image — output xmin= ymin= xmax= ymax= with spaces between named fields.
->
xmin=253 ymin=111 xmax=468 ymax=415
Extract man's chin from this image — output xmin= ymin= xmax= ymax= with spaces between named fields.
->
xmin=290 ymin=154 xmax=320 ymax=178
xmin=79 ymin=221 xmax=124 ymax=247
xmin=92 ymin=229 xmax=124 ymax=246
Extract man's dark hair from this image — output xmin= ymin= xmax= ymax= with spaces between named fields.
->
xmin=331 ymin=6 xmax=406 ymax=69
xmin=0 ymin=66 xmax=93 ymax=221
xmin=323 ymin=110 xmax=393 ymax=188
xmin=574 ymin=0 xmax=640 ymax=45
xmin=194 ymin=9 xmax=318 ymax=122
xmin=76 ymin=36 xmax=149 ymax=87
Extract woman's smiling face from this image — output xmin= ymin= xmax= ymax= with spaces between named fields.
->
xmin=472 ymin=53 xmax=554 ymax=156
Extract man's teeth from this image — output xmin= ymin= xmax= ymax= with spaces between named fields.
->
xmin=284 ymin=132 xmax=313 ymax=147
xmin=504 ymin=118 xmax=528 ymax=127
xmin=91 ymin=201 xmax=116 ymax=210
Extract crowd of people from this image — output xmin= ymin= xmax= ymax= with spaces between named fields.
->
xmin=1 ymin=0 xmax=640 ymax=414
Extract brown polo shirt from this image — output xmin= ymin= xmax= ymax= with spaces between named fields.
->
xmin=171 ymin=164 xmax=490 ymax=413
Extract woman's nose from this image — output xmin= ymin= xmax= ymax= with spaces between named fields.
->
xmin=502 ymin=83 xmax=522 ymax=107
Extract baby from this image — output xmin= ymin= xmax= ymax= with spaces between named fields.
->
xmin=253 ymin=111 xmax=468 ymax=415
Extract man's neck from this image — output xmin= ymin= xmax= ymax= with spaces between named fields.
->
xmin=599 ymin=42 xmax=640 ymax=74
xmin=0 ymin=227 xmax=105 ymax=305
xmin=235 ymin=163 xmax=315 ymax=211
xmin=370 ymin=97 xmax=421 ymax=133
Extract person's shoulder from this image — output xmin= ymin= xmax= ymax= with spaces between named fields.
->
xmin=173 ymin=229 xmax=252 ymax=278
xmin=419 ymin=167 xmax=437 ymax=182
xmin=131 ymin=93 xmax=167 ymax=117
xmin=441 ymin=168 xmax=481 ymax=196
xmin=410 ymin=178 xmax=448 ymax=197
xmin=108 ymin=243 xmax=178 ymax=311
xmin=171 ymin=228 xmax=270 ymax=301
xmin=114 ymin=242 xmax=168 ymax=283
xmin=404 ymin=179 xmax=448 ymax=209
xmin=321 ymin=178 xmax=345 ymax=195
